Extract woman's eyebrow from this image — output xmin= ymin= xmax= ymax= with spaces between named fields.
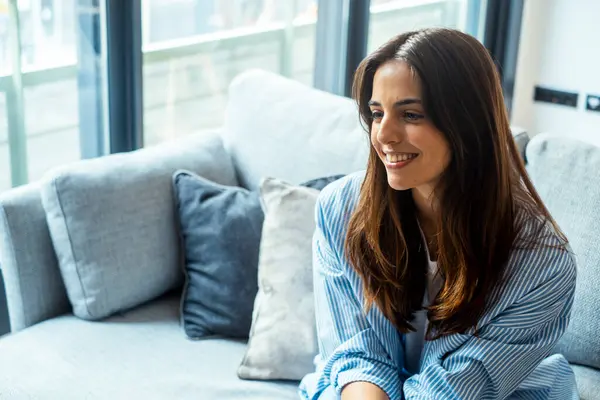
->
xmin=368 ymin=98 xmax=422 ymax=107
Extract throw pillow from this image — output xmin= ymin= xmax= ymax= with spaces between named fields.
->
xmin=174 ymin=172 xmax=344 ymax=340
xmin=40 ymin=133 xmax=237 ymax=320
xmin=173 ymin=170 xmax=263 ymax=339
xmin=300 ymin=174 xmax=345 ymax=191
xmin=238 ymin=177 xmax=320 ymax=381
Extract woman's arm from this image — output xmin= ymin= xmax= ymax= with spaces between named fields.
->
xmin=307 ymin=190 xmax=402 ymax=400
xmin=403 ymin=245 xmax=577 ymax=399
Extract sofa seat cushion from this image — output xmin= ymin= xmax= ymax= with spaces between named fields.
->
xmin=572 ymin=365 xmax=600 ymax=400
xmin=0 ymin=293 xmax=299 ymax=399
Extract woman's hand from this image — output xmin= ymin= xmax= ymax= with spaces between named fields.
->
xmin=341 ymin=382 xmax=390 ymax=399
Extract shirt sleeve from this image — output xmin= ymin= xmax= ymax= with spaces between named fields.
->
xmin=312 ymin=195 xmax=403 ymax=399
xmin=403 ymin=247 xmax=577 ymax=400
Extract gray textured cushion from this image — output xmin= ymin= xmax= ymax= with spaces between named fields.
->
xmin=173 ymin=170 xmax=262 ymax=339
xmin=526 ymin=133 xmax=600 ymax=369
xmin=238 ymin=178 xmax=319 ymax=380
xmin=223 ymin=70 xmax=370 ymax=190
xmin=300 ymin=175 xmax=345 ymax=191
xmin=0 ymin=294 xmax=299 ymax=399
xmin=0 ymin=183 xmax=70 ymax=332
xmin=40 ymin=133 xmax=238 ymax=320
xmin=572 ymin=365 xmax=600 ymax=400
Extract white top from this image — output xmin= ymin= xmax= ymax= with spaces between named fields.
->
xmin=404 ymin=228 xmax=444 ymax=374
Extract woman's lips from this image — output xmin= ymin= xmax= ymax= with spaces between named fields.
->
xmin=383 ymin=154 xmax=418 ymax=169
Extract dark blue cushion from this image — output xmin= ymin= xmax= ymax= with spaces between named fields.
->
xmin=173 ymin=170 xmax=263 ymax=339
xmin=172 ymin=171 xmax=345 ymax=339
xmin=300 ymin=174 xmax=345 ymax=191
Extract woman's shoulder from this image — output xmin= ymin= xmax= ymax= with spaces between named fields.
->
xmin=516 ymin=221 xmax=574 ymax=271
xmin=487 ymin=213 xmax=577 ymax=321
xmin=511 ymin=210 xmax=576 ymax=279
xmin=316 ymin=170 xmax=365 ymax=220
xmin=313 ymin=171 xmax=365 ymax=257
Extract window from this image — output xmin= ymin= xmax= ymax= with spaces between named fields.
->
xmin=0 ymin=0 xmax=106 ymax=191
xmin=25 ymin=78 xmax=81 ymax=181
xmin=0 ymin=92 xmax=9 ymax=192
xmin=368 ymin=0 xmax=474 ymax=52
xmin=0 ymin=0 xmax=497 ymax=190
xmin=141 ymin=0 xmax=319 ymax=146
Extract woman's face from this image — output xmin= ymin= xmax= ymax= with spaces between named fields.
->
xmin=369 ymin=60 xmax=451 ymax=194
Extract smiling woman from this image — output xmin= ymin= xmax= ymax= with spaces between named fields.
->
xmin=367 ymin=60 xmax=450 ymax=193
xmin=299 ymin=28 xmax=578 ymax=400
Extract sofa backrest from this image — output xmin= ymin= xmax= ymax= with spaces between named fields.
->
xmin=526 ymin=133 xmax=600 ymax=370
xmin=0 ymin=183 xmax=71 ymax=331
xmin=222 ymin=69 xmax=370 ymax=190
xmin=223 ymin=70 xmax=532 ymax=191
xmin=0 ymin=132 xmax=238 ymax=331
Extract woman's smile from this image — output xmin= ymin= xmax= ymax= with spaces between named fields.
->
xmin=381 ymin=152 xmax=419 ymax=169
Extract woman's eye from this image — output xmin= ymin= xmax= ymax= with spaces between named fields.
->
xmin=371 ymin=110 xmax=384 ymax=120
xmin=404 ymin=111 xmax=424 ymax=122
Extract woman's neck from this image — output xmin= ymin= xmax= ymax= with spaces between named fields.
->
xmin=412 ymin=185 xmax=438 ymax=229
xmin=412 ymin=186 xmax=439 ymax=260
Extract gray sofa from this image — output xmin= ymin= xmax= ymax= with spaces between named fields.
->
xmin=0 ymin=70 xmax=598 ymax=399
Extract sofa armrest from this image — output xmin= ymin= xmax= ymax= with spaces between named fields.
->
xmin=0 ymin=183 xmax=70 ymax=332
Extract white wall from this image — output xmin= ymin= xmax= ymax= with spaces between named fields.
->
xmin=511 ymin=0 xmax=600 ymax=142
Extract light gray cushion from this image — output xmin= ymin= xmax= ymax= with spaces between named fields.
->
xmin=223 ymin=69 xmax=369 ymax=190
xmin=526 ymin=133 xmax=600 ymax=369
xmin=238 ymin=178 xmax=319 ymax=381
xmin=0 ymin=183 xmax=70 ymax=332
xmin=0 ymin=294 xmax=299 ymax=399
xmin=572 ymin=365 xmax=600 ymax=400
xmin=40 ymin=132 xmax=238 ymax=320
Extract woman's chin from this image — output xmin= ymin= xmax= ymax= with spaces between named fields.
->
xmin=386 ymin=176 xmax=413 ymax=191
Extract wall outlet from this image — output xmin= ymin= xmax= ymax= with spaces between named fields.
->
xmin=586 ymin=94 xmax=600 ymax=112
xmin=534 ymin=86 xmax=578 ymax=108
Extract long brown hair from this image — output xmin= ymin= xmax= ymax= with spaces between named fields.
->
xmin=346 ymin=28 xmax=567 ymax=339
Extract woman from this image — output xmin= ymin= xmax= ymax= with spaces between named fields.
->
xmin=299 ymin=28 xmax=578 ymax=399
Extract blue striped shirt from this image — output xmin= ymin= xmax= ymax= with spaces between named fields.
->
xmin=299 ymin=172 xmax=579 ymax=400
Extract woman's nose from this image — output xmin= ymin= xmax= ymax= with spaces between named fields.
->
xmin=376 ymin=118 xmax=402 ymax=145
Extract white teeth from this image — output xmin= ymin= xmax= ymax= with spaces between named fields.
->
xmin=386 ymin=153 xmax=417 ymax=163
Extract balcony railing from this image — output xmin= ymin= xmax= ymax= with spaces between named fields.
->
xmin=0 ymin=0 xmax=461 ymax=192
